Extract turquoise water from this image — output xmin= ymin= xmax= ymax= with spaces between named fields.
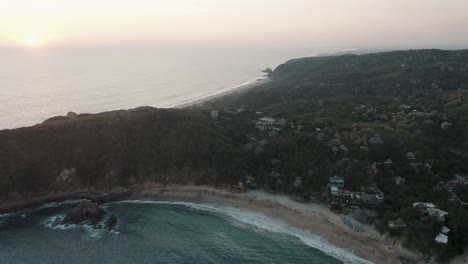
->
xmin=0 ymin=201 xmax=369 ymax=264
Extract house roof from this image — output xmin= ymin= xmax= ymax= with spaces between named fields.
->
xmin=435 ymin=233 xmax=448 ymax=244
xmin=427 ymin=208 xmax=448 ymax=218
xmin=329 ymin=176 xmax=344 ymax=181
xmin=441 ymin=226 xmax=451 ymax=234
xmin=260 ymin=117 xmax=276 ymax=122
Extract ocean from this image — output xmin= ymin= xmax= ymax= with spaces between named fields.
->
xmin=0 ymin=200 xmax=372 ymax=264
xmin=0 ymin=47 xmax=327 ymax=129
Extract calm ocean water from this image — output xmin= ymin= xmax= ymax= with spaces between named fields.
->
xmin=0 ymin=47 xmax=326 ymax=129
xmin=0 ymin=200 xmax=373 ymax=264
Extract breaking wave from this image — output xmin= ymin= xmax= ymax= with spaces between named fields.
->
xmin=109 ymin=200 xmax=373 ymax=264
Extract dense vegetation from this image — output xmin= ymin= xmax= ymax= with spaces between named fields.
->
xmin=0 ymin=107 xmax=250 ymax=199
xmin=205 ymin=49 xmax=468 ymax=261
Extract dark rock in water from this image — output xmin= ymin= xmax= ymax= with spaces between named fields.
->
xmin=62 ymin=202 xmax=106 ymax=225
xmin=105 ymin=214 xmax=118 ymax=230
xmin=51 ymin=217 xmax=62 ymax=227
xmin=94 ymin=224 xmax=103 ymax=230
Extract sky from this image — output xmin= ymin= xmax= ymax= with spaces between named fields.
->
xmin=1 ymin=0 xmax=468 ymax=49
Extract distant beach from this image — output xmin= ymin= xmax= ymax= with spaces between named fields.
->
xmin=0 ymin=47 xmax=316 ymax=129
xmin=173 ymin=78 xmax=270 ymax=109
xmin=131 ymin=185 xmax=416 ymax=264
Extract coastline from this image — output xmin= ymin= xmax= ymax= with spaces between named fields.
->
xmin=173 ymin=77 xmax=270 ymax=109
xmin=0 ymin=184 xmax=423 ymax=264
xmin=130 ymin=185 xmax=415 ymax=264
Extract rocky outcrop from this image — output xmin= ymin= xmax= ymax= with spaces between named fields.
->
xmin=62 ymin=202 xmax=106 ymax=225
xmin=105 ymin=214 xmax=118 ymax=230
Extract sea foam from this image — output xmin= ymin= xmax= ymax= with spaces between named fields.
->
xmin=110 ymin=200 xmax=373 ymax=264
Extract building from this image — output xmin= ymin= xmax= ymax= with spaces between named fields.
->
xmin=427 ymin=208 xmax=448 ymax=222
xmin=331 ymin=186 xmax=339 ymax=196
xmin=441 ymin=122 xmax=453 ymax=130
xmin=257 ymin=117 xmax=276 ymax=130
xmin=413 ymin=202 xmax=436 ymax=209
xmin=259 ymin=117 xmax=276 ymax=125
xmin=328 ymin=176 xmax=345 ymax=188
xmin=388 ymin=218 xmax=406 ymax=229
xmin=435 ymin=233 xmax=448 ymax=244
xmin=441 ymin=226 xmax=451 ymax=235
xmin=362 ymin=193 xmax=384 ymax=205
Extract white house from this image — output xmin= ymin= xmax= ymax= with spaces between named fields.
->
xmin=435 ymin=233 xmax=448 ymax=244
xmin=331 ymin=186 xmax=339 ymax=196
xmin=441 ymin=226 xmax=451 ymax=235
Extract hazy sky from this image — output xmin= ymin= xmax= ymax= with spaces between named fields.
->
xmin=1 ymin=0 xmax=468 ymax=48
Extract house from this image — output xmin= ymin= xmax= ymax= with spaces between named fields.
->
xmin=413 ymin=202 xmax=436 ymax=209
xmin=341 ymin=189 xmax=352 ymax=198
xmin=427 ymin=208 xmax=448 ymax=222
xmin=441 ymin=122 xmax=453 ymax=130
xmin=257 ymin=117 xmax=276 ymax=130
xmin=435 ymin=233 xmax=448 ymax=244
xmin=331 ymin=186 xmax=339 ymax=196
xmin=210 ymin=110 xmax=219 ymax=119
xmin=368 ymin=134 xmax=384 ymax=145
xmin=329 ymin=176 xmax=345 ymax=188
xmin=405 ymin=152 xmax=416 ymax=160
xmin=441 ymin=226 xmax=451 ymax=235
xmin=388 ymin=218 xmax=406 ymax=229
xmin=362 ymin=193 xmax=384 ymax=205
xmin=259 ymin=117 xmax=276 ymax=125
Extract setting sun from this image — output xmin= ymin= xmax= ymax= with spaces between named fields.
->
xmin=24 ymin=33 xmax=41 ymax=48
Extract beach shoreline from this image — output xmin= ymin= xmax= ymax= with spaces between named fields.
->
xmin=173 ymin=77 xmax=270 ymax=108
xmin=0 ymin=184 xmax=423 ymax=264
xmin=130 ymin=185 xmax=418 ymax=264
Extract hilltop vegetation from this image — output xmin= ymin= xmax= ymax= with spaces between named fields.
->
xmin=0 ymin=107 xmax=250 ymax=199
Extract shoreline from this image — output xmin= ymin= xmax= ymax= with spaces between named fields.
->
xmin=131 ymin=185 xmax=416 ymax=264
xmin=0 ymin=185 xmax=421 ymax=264
xmin=173 ymin=77 xmax=270 ymax=109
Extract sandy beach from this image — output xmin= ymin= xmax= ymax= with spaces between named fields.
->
xmin=174 ymin=78 xmax=270 ymax=108
xmin=130 ymin=185 xmax=418 ymax=264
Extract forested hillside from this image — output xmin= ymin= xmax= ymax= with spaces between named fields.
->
xmin=205 ymin=49 xmax=468 ymax=261
xmin=0 ymin=107 xmax=250 ymax=199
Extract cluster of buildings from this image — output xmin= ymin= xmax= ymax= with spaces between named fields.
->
xmin=320 ymin=176 xmax=385 ymax=209
xmin=256 ymin=117 xmax=288 ymax=131
xmin=412 ymin=202 xmax=450 ymax=244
